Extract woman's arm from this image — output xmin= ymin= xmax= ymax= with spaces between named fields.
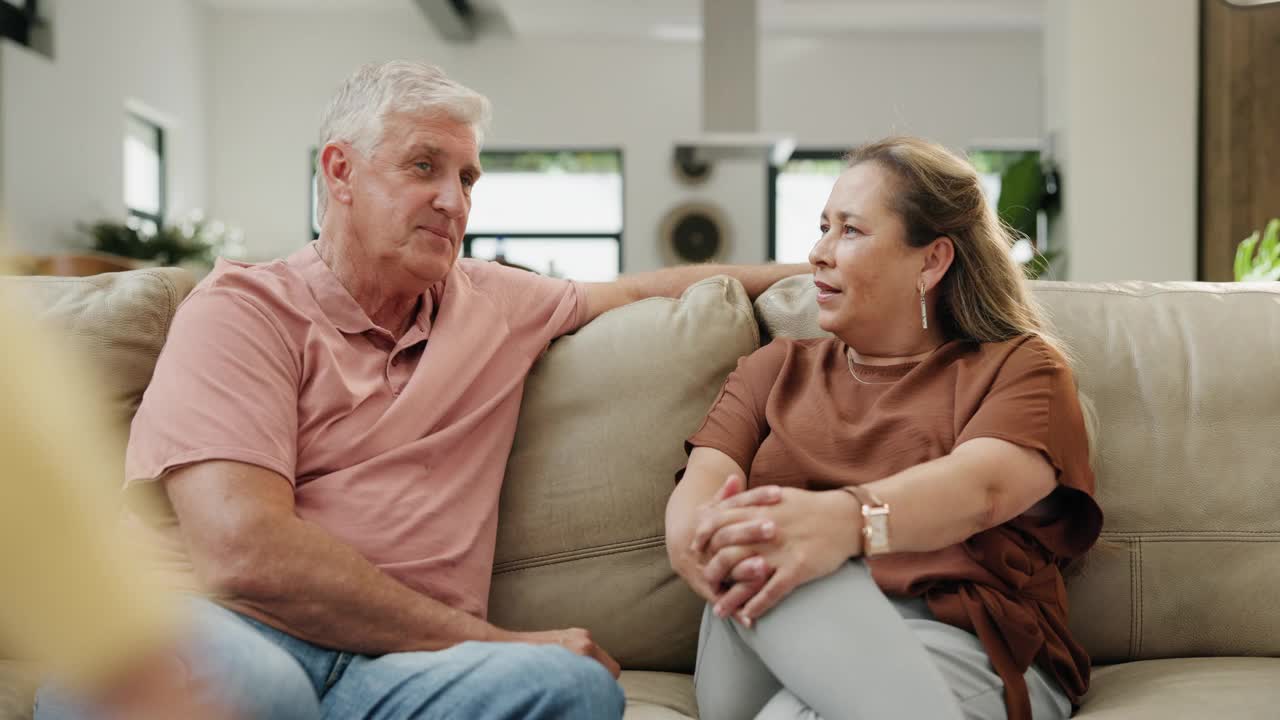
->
xmin=694 ymin=437 xmax=1058 ymax=622
xmin=854 ymin=437 xmax=1057 ymax=553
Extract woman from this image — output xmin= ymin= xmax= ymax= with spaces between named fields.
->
xmin=666 ymin=137 xmax=1102 ymax=720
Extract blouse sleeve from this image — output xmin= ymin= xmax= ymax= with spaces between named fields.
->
xmin=679 ymin=338 xmax=790 ymax=480
xmin=956 ymin=336 xmax=1104 ymax=556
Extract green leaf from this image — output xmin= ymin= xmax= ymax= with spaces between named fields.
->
xmin=1023 ymin=248 xmax=1061 ymax=280
xmin=1261 ymin=218 xmax=1280 ymax=267
xmin=1235 ymin=231 xmax=1260 ymax=281
xmin=996 ymin=153 xmax=1044 ymax=243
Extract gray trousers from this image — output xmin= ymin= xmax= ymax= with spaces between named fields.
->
xmin=694 ymin=561 xmax=1071 ymax=720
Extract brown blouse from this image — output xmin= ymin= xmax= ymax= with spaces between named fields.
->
xmin=684 ymin=335 xmax=1103 ymax=720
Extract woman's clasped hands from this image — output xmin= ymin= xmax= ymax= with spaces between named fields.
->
xmin=681 ymin=475 xmax=864 ymax=628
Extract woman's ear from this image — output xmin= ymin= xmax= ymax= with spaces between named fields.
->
xmin=923 ymin=236 xmax=955 ymax=290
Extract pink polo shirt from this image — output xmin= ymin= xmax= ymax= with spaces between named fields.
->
xmin=126 ymin=242 xmax=586 ymax=618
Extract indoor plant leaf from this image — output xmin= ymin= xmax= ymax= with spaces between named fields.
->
xmin=1235 ymin=231 xmax=1260 ymax=282
xmin=1260 ymin=218 xmax=1280 ymax=267
xmin=996 ymin=153 xmax=1045 ymax=243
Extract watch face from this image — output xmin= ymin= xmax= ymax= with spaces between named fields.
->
xmin=864 ymin=509 xmax=891 ymax=555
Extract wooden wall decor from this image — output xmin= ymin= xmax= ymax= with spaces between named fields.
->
xmin=1200 ymin=0 xmax=1280 ymax=280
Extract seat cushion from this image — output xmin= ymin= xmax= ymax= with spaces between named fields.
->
xmin=0 ymin=661 xmax=36 ymax=720
xmin=616 ymin=660 xmax=1280 ymax=719
xmin=1075 ymin=657 xmax=1280 ymax=718
xmin=621 ymin=671 xmax=697 ymax=719
xmin=488 ymin=276 xmax=760 ymax=673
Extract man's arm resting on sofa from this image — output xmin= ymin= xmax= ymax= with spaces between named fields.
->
xmin=164 ymin=460 xmax=618 ymax=674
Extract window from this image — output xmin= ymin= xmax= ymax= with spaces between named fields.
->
xmin=465 ymin=150 xmax=623 ymax=282
xmin=770 ymin=146 xmax=1056 ymax=275
xmin=124 ymin=112 xmax=165 ymax=232
xmin=768 ymin=150 xmax=846 ymax=264
xmin=308 ymin=149 xmax=624 ymax=281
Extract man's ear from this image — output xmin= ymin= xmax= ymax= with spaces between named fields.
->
xmin=320 ymin=142 xmax=355 ymax=206
xmin=922 ymin=236 xmax=955 ymax=290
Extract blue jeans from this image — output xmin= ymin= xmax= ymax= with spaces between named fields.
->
xmin=35 ymin=599 xmax=625 ymax=720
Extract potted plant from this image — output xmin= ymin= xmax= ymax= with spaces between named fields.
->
xmin=969 ymin=149 xmax=1061 ymax=280
xmin=78 ymin=211 xmax=244 ymax=270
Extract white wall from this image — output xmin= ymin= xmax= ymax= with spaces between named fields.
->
xmin=207 ymin=8 xmax=1044 ymax=270
xmin=1044 ymin=0 xmax=1199 ymax=281
xmin=764 ymin=32 xmax=1043 ymax=149
xmin=0 ymin=0 xmax=208 ymax=253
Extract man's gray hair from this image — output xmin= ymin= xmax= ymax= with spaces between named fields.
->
xmin=315 ymin=61 xmax=492 ymax=221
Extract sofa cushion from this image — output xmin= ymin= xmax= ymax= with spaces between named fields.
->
xmin=620 ymin=671 xmax=697 ymax=719
xmin=754 ymin=276 xmax=1280 ymax=664
xmin=0 ymin=268 xmax=196 ymax=434
xmin=1034 ymin=282 xmax=1280 ymax=663
xmin=753 ymin=273 xmax=830 ymax=342
xmin=1075 ymin=657 xmax=1280 ymax=718
xmin=488 ymin=276 xmax=760 ymax=673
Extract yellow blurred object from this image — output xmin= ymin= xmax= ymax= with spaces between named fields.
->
xmin=0 ymin=277 xmax=177 ymax=694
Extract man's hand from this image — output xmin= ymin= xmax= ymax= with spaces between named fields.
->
xmin=507 ymin=628 xmax=621 ymax=678
xmin=694 ymin=487 xmax=862 ymax=626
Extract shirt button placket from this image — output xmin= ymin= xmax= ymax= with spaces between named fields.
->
xmin=388 ymin=351 xmax=404 ymax=396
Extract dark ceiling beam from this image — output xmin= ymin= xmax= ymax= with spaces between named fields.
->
xmin=0 ymin=0 xmax=34 ymax=46
xmin=413 ymin=0 xmax=476 ymax=43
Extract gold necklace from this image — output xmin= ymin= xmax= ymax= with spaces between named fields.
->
xmin=846 ymin=348 xmax=902 ymax=385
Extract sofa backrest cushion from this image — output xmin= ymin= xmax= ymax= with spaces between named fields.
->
xmin=754 ymin=275 xmax=1280 ymax=663
xmin=489 ymin=276 xmax=760 ymax=672
xmin=1032 ymin=281 xmax=1280 ymax=663
xmin=0 ymin=268 xmax=196 ymax=435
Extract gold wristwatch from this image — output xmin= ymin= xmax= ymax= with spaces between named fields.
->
xmin=841 ymin=485 xmax=892 ymax=556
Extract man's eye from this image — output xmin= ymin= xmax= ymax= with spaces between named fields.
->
xmin=416 ymin=162 xmax=432 ymax=172
xmin=819 ymin=224 xmax=830 ymax=234
xmin=844 ymin=225 xmax=860 ymax=237
xmin=461 ymin=174 xmax=475 ymax=188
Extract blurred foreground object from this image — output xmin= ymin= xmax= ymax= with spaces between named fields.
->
xmin=0 ymin=270 xmax=228 ymax=719
xmin=6 ymin=253 xmax=144 ymax=277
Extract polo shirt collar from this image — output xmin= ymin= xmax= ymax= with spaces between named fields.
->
xmin=292 ymin=241 xmax=440 ymax=338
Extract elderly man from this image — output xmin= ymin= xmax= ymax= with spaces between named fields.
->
xmin=38 ymin=61 xmax=804 ymax=720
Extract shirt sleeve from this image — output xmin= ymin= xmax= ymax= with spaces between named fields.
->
xmin=125 ymin=286 xmax=300 ymax=486
xmin=956 ymin=336 xmax=1103 ymax=556
xmin=465 ymin=259 xmax=587 ymax=342
xmin=680 ymin=338 xmax=789 ymax=480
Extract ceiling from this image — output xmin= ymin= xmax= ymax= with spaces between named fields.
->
xmin=198 ymin=0 xmax=1045 ymax=36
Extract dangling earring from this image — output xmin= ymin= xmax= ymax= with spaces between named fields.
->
xmin=919 ymin=276 xmax=929 ymax=330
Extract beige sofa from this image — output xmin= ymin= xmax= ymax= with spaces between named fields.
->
xmin=1 ymin=268 xmax=1278 ymax=719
